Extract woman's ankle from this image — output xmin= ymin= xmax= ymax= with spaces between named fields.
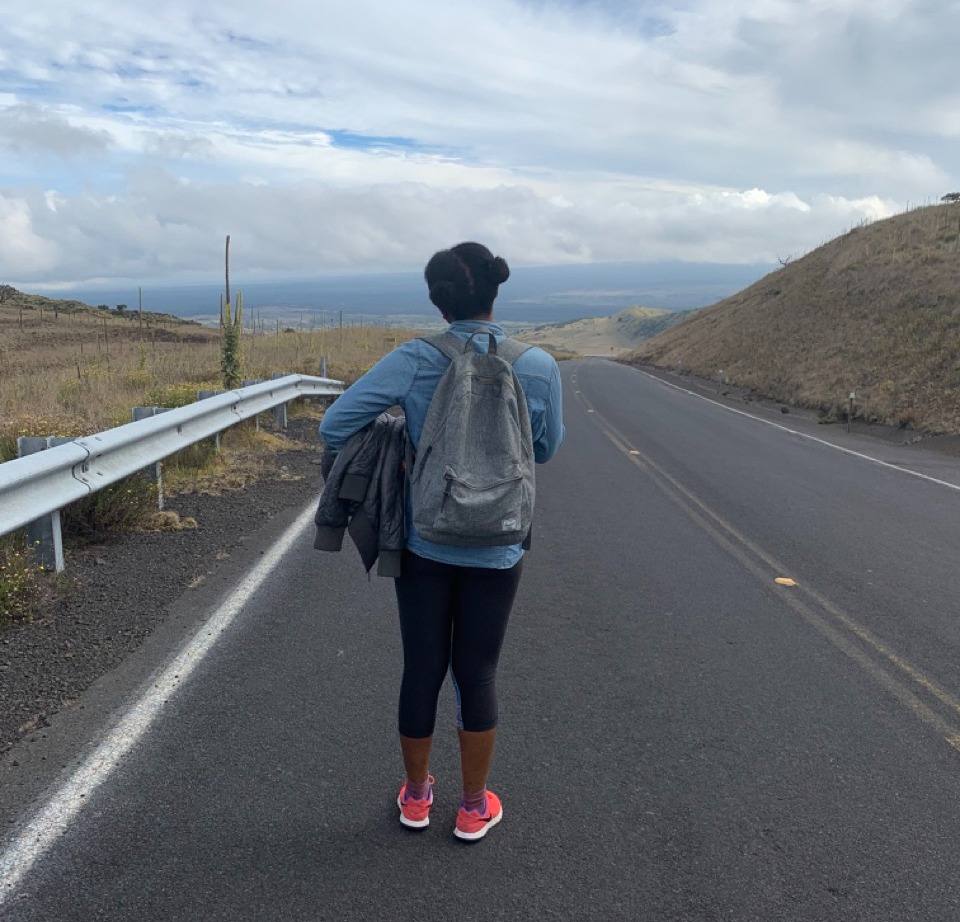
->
xmin=461 ymin=788 xmax=487 ymax=813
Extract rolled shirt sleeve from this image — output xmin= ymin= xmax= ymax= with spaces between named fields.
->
xmin=532 ymin=361 xmax=565 ymax=464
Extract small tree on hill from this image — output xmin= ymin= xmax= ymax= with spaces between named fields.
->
xmin=941 ymin=192 xmax=960 ymax=204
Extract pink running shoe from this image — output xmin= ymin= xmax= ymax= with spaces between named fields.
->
xmin=454 ymin=790 xmax=503 ymax=841
xmin=397 ymin=775 xmax=434 ymax=829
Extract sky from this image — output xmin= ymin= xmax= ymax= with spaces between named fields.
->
xmin=0 ymin=0 xmax=957 ymax=288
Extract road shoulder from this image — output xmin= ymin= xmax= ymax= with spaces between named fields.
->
xmin=0 ymin=418 xmax=325 ymax=824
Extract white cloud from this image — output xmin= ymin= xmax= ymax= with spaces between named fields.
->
xmin=0 ymin=0 xmax=955 ymax=284
xmin=0 ymin=171 xmax=905 ymax=284
xmin=0 ymin=196 xmax=59 ymax=273
xmin=0 ymin=104 xmax=111 ymax=155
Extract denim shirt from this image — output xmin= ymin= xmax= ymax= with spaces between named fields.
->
xmin=319 ymin=320 xmax=565 ymax=568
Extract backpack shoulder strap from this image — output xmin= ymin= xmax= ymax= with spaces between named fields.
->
xmin=420 ymin=332 xmax=533 ymax=366
xmin=419 ymin=332 xmax=464 ymax=363
xmin=496 ymin=337 xmax=535 ymax=366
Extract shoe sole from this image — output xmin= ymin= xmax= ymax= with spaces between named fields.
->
xmin=454 ymin=808 xmax=503 ymax=841
xmin=397 ymin=795 xmax=430 ymax=829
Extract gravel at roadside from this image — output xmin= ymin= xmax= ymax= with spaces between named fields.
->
xmin=0 ymin=417 xmax=326 ymax=755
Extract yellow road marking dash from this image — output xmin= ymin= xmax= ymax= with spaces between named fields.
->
xmin=590 ymin=403 xmax=960 ymax=755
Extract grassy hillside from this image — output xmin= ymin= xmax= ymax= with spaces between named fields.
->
xmin=0 ymin=286 xmax=414 ymax=457
xmin=628 ymin=203 xmax=960 ymax=432
xmin=0 ymin=284 xmax=195 ymax=326
xmin=520 ymin=306 xmax=694 ymax=356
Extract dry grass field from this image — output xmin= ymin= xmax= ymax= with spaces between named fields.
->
xmin=519 ymin=306 xmax=692 ymax=356
xmin=0 ymin=291 xmax=415 ymax=461
xmin=628 ymin=202 xmax=960 ymax=433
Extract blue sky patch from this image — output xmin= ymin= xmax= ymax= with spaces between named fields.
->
xmin=327 ymin=130 xmax=426 ymax=153
xmin=103 ymin=103 xmax=158 ymax=115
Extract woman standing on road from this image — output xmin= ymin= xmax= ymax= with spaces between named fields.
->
xmin=319 ymin=242 xmax=564 ymax=841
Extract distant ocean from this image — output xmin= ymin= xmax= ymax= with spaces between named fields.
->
xmin=34 ymin=262 xmax=772 ymax=332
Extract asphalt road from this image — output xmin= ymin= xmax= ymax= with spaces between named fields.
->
xmin=5 ymin=358 xmax=960 ymax=920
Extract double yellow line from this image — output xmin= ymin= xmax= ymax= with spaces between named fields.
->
xmin=573 ymin=373 xmax=960 ymax=754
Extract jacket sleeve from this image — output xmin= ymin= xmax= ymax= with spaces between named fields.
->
xmin=313 ymin=422 xmax=380 ymax=551
xmin=313 ymin=438 xmax=357 ymax=551
xmin=343 ymin=415 xmax=405 ymax=576
xmin=316 ymin=414 xmax=406 ymax=571
xmin=376 ymin=417 xmax=407 ymax=577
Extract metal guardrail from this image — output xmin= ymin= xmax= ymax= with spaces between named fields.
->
xmin=0 ymin=374 xmax=343 ymax=565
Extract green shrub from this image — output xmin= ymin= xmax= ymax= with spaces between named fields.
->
xmin=60 ymin=475 xmax=159 ymax=545
xmin=0 ymin=431 xmax=15 ymax=464
xmin=164 ymin=439 xmax=219 ymax=475
xmin=221 ymin=291 xmax=244 ymax=389
xmin=0 ymin=534 xmax=46 ymax=625
xmin=145 ymin=382 xmax=204 ymax=408
xmin=124 ymin=369 xmax=152 ymax=390
xmin=286 ymin=396 xmax=324 ymax=419
xmin=0 ymin=415 xmax=89 ymax=463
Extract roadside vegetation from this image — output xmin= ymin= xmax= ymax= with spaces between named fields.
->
xmin=0 ymin=535 xmax=50 ymax=624
xmin=0 ymin=289 xmax=416 ymax=625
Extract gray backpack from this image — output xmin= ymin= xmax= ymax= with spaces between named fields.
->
xmin=411 ymin=330 xmax=534 ymax=547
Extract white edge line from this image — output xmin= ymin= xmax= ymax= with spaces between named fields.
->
xmin=0 ymin=501 xmax=317 ymax=905
xmin=632 ymin=368 xmax=960 ymax=494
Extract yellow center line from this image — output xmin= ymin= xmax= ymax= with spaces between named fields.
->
xmin=574 ymin=375 xmax=960 ymax=752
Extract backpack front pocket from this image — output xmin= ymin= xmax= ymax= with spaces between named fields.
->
xmin=434 ymin=466 xmax=526 ymax=541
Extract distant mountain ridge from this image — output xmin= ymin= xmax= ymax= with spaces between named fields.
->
xmin=629 ymin=203 xmax=960 ymax=434
xmin=520 ymin=306 xmax=695 ymax=355
xmin=0 ymin=284 xmax=199 ymax=326
xmin=28 ymin=261 xmax=771 ymax=328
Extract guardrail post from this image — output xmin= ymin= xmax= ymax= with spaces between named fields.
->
xmin=321 ymin=356 xmax=328 ymax=378
xmin=243 ymin=380 xmax=264 ymax=431
xmin=197 ymin=390 xmax=225 ymax=449
xmin=270 ymin=373 xmax=288 ymax=429
xmin=131 ymin=408 xmax=172 ymax=509
xmin=16 ymin=437 xmax=68 ymax=572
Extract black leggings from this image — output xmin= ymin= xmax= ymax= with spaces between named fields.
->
xmin=394 ymin=550 xmax=523 ymax=738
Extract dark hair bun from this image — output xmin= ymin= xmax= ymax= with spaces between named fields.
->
xmin=424 ymin=242 xmax=509 ymax=321
xmin=488 ymin=256 xmax=510 ymax=285
xmin=428 ymin=280 xmax=458 ymax=311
